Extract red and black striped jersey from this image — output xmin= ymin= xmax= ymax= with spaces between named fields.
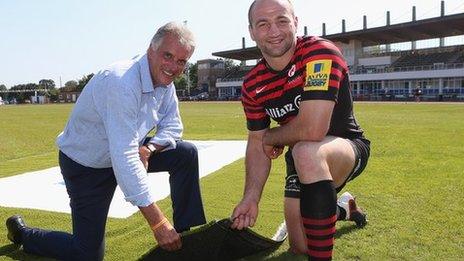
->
xmin=241 ymin=36 xmax=364 ymax=139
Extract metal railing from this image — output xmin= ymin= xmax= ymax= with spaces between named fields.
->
xmin=217 ymin=63 xmax=463 ymax=82
xmin=350 ymin=63 xmax=464 ymax=75
xmin=216 ymin=77 xmax=245 ymax=83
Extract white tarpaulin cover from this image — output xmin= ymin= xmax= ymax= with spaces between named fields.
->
xmin=0 ymin=140 xmax=246 ymax=218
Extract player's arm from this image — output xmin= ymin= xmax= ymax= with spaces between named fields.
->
xmin=264 ymin=41 xmax=345 ymax=147
xmin=231 ymin=129 xmax=271 ymax=229
xmin=262 ymin=99 xmax=334 ymax=147
xmin=243 ymin=129 xmax=272 ymax=202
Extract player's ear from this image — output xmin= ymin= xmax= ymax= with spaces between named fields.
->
xmin=249 ymin=24 xmax=256 ymax=41
xmin=294 ymin=16 xmax=299 ymax=33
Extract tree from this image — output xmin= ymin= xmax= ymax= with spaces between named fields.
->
xmin=77 ymin=73 xmax=94 ymax=92
xmin=48 ymin=88 xmax=60 ymax=102
xmin=224 ymin=58 xmax=239 ymax=71
xmin=174 ymin=75 xmax=187 ymax=90
xmin=38 ymin=79 xmax=56 ymax=90
xmin=0 ymin=84 xmax=6 ymax=101
xmin=188 ymin=63 xmax=198 ymax=90
xmin=10 ymin=83 xmax=39 ymax=103
xmin=224 ymin=58 xmax=240 ymax=76
xmin=63 ymin=80 xmax=78 ymax=92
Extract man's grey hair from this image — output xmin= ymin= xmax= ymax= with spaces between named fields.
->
xmin=150 ymin=22 xmax=195 ymax=52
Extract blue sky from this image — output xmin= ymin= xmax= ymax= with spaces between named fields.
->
xmin=1 ymin=0 xmax=463 ymax=87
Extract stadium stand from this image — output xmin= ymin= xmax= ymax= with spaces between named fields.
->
xmin=213 ymin=1 xmax=464 ymax=101
xmin=391 ymin=48 xmax=460 ymax=68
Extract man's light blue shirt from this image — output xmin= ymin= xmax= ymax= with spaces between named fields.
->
xmin=56 ymin=54 xmax=183 ymax=207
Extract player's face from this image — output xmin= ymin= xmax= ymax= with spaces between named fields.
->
xmin=148 ymin=33 xmax=193 ymax=86
xmin=249 ymin=0 xmax=298 ymax=59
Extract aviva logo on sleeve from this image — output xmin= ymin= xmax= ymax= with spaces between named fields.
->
xmin=304 ymin=59 xmax=332 ymax=91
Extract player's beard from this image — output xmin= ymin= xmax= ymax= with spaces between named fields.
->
xmin=259 ymin=37 xmax=294 ymax=58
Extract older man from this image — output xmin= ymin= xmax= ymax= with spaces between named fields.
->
xmin=6 ymin=22 xmax=206 ymax=260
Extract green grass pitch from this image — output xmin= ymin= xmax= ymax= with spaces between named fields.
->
xmin=0 ymin=102 xmax=463 ymax=260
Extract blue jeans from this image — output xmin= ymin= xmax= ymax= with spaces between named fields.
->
xmin=22 ymin=141 xmax=206 ymax=261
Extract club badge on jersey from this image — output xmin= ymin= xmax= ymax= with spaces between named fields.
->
xmin=304 ymin=59 xmax=332 ymax=92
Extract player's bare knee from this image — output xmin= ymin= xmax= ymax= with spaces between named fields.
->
xmin=292 ymin=142 xmax=316 ymax=161
xmin=292 ymin=142 xmax=325 ymax=172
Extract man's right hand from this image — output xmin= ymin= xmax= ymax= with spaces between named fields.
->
xmin=139 ymin=203 xmax=181 ymax=251
xmin=230 ymin=198 xmax=259 ymax=230
xmin=262 ymin=144 xmax=284 ymax=159
xmin=152 ymin=220 xmax=182 ymax=251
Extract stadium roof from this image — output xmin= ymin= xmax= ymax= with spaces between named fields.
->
xmin=329 ymin=13 xmax=464 ymax=46
xmin=212 ymin=12 xmax=464 ymax=61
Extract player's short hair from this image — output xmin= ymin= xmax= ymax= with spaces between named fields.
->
xmin=248 ymin=0 xmax=295 ymax=26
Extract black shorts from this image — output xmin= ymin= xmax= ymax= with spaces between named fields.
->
xmin=284 ymin=137 xmax=370 ymax=198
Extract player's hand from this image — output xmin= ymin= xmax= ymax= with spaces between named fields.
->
xmin=139 ymin=146 xmax=151 ymax=170
xmin=230 ymin=199 xmax=259 ymax=230
xmin=153 ymin=220 xmax=182 ymax=251
xmin=262 ymin=144 xmax=284 ymax=159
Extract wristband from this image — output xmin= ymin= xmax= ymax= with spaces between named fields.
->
xmin=151 ymin=217 xmax=168 ymax=232
xmin=146 ymin=143 xmax=157 ymax=153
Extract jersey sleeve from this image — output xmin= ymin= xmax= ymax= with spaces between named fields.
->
xmin=301 ymin=40 xmax=348 ymax=103
xmin=241 ymin=82 xmax=270 ymax=131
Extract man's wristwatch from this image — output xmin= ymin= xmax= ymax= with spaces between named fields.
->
xmin=146 ymin=143 xmax=157 ymax=154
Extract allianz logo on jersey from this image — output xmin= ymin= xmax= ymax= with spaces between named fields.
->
xmin=265 ymin=95 xmax=301 ymax=119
